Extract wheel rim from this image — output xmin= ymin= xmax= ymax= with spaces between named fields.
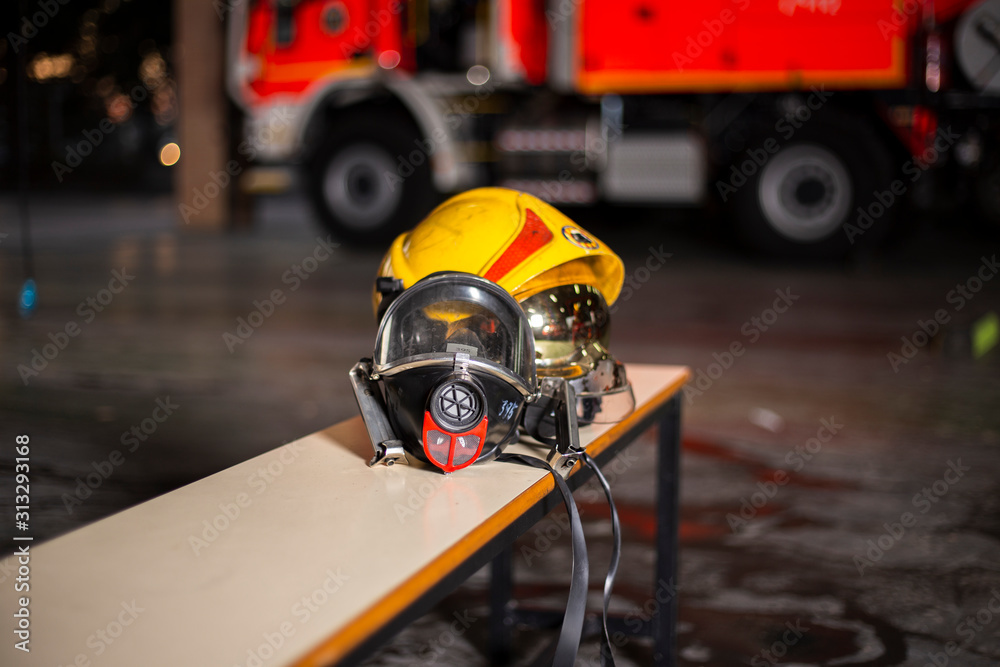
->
xmin=322 ymin=144 xmax=402 ymax=231
xmin=757 ymin=144 xmax=852 ymax=242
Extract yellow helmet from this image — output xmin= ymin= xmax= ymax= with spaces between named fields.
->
xmin=373 ymin=187 xmax=624 ymax=317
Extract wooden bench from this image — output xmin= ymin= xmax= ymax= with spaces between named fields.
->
xmin=1 ymin=364 xmax=688 ymax=666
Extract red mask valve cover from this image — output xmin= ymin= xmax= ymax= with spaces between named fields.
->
xmin=422 ymin=412 xmax=489 ymax=472
xmin=422 ymin=378 xmax=489 ymax=472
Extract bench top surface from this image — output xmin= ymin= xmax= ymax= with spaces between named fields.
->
xmin=2 ymin=363 xmax=687 ymax=667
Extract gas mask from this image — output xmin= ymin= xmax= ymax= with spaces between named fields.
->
xmin=349 ymin=271 xmax=618 ymax=667
xmin=351 ymin=272 xmax=538 ymax=472
xmin=351 ymin=190 xmax=633 ymax=665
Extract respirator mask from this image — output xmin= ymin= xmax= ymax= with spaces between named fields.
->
xmin=351 ymin=272 xmax=538 ymax=472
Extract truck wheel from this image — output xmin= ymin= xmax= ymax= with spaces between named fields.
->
xmin=730 ymin=118 xmax=894 ymax=258
xmin=306 ymin=116 xmax=435 ymax=244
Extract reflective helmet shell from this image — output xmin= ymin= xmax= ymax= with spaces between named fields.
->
xmin=520 ymin=283 xmax=636 ymax=426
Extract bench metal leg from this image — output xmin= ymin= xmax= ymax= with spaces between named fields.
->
xmin=488 ymin=396 xmax=682 ymax=666
xmin=653 ymin=395 xmax=681 ymax=667
xmin=489 ymin=545 xmax=514 ymax=665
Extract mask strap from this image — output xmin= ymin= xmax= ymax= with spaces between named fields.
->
xmin=581 ymin=452 xmax=620 ymax=667
xmin=496 ymin=453 xmax=588 ymax=667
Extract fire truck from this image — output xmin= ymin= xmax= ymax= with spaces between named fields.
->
xmin=226 ymin=0 xmax=1000 ymax=257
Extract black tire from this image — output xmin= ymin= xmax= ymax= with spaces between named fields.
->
xmin=305 ymin=113 xmax=436 ymax=245
xmin=728 ymin=113 xmax=895 ymax=259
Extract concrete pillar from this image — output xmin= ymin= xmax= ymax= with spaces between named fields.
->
xmin=174 ymin=0 xmax=229 ymax=230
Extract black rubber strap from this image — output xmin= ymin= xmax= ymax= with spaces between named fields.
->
xmin=497 ymin=453 xmax=588 ymax=667
xmin=582 ymin=452 xmax=620 ymax=667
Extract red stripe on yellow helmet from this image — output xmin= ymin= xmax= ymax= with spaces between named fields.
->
xmin=484 ymin=209 xmax=554 ymax=283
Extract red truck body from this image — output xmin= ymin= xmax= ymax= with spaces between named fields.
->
xmin=227 ymin=0 xmax=997 ymax=256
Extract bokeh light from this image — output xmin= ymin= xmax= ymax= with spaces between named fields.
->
xmin=159 ymin=142 xmax=181 ymax=166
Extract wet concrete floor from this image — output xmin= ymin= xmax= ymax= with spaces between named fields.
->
xmin=1 ymin=192 xmax=998 ymax=666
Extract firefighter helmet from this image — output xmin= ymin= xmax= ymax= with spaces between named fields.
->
xmin=374 ymin=187 xmax=634 ymax=427
xmin=372 ymin=187 xmax=624 ymax=317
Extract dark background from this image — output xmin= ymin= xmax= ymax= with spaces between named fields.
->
xmin=1 ymin=2 xmax=1000 ymax=666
